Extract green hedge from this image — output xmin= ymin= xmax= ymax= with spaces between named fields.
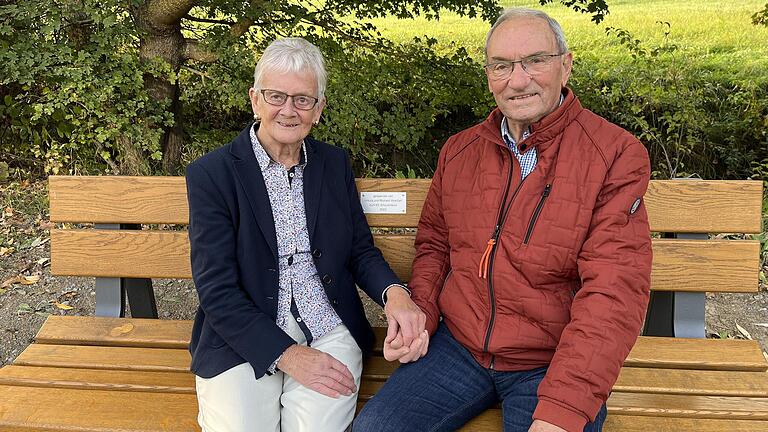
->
xmin=1 ymin=3 xmax=766 ymax=182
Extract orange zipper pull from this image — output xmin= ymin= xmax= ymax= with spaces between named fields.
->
xmin=478 ymin=226 xmax=501 ymax=279
xmin=478 ymin=239 xmax=495 ymax=278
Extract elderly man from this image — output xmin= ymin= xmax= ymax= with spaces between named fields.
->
xmin=354 ymin=7 xmax=652 ymax=432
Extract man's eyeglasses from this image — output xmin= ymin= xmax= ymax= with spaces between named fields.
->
xmin=259 ymin=89 xmax=319 ymax=110
xmin=484 ymin=53 xmax=565 ymax=79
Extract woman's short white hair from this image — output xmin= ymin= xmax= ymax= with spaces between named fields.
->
xmin=485 ymin=8 xmax=569 ymax=57
xmin=253 ymin=38 xmax=327 ymax=98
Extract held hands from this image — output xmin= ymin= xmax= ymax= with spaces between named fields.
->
xmin=277 ymin=344 xmax=356 ymax=398
xmin=383 ymin=286 xmax=429 ymax=363
xmin=528 ymin=420 xmax=567 ymax=432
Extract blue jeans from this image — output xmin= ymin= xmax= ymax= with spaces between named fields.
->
xmin=354 ymin=323 xmax=607 ymax=432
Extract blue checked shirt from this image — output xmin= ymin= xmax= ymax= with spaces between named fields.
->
xmin=501 ymin=117 xmax=536 ymax=180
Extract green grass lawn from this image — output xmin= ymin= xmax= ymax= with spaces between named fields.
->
xmin=363 ymin=0 xmax=768 ymax=84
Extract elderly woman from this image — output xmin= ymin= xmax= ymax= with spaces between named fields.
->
xmin=185 ymin=38 xmax=427 ymax=432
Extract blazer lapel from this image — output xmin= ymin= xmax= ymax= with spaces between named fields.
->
xmin=230 ymin=126 xmax=278 ymax=259
xmin=303 ymin=139 xmax=325 ymax=241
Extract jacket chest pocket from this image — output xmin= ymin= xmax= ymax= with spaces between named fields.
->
xmin=517 ymin=183 xmax=581 ymax=278
xmin=523 ymin=183 xmax=551 ymax=245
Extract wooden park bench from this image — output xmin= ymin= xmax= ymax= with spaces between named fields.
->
xmin=0 ymin=175 xmax=766 ymax=431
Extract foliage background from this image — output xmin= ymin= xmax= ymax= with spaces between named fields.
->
xmin=0 ymin=0 xmax=766 ymax=183
xmin=0 ymin=1 xmax=766 ymax=362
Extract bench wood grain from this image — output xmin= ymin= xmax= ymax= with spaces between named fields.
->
xmin=50 ymin=176 xmax=764 ymax=233
xmin=0 ymin=365 xmax=194 ymax=394
xmin=0 ymin=384 xmax=200 ymax=431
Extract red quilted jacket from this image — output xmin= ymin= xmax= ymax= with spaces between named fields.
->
xmin=410 ymin=88 xmax=652 ymax=431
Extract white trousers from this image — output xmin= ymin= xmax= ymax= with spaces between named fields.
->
xmin=195 ymin=314 xmax=362 ymax=432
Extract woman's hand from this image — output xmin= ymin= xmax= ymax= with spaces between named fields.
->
xmin=277 ymin=345 xmax=356 ymax=398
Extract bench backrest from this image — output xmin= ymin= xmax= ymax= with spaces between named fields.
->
xmin=48 ymin=176 xmax=764 ymax=294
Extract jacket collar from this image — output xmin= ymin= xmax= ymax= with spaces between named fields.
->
xmin=302 ymin=136 xmax=324 ymax=242
xmin=230 ymin=124 xmax=278 ymax=259
xmin=477 ymin=87 xmax=582 ymax=154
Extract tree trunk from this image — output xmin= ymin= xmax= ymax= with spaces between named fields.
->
xmin=130 ymin=2 xmax=188 ymax=174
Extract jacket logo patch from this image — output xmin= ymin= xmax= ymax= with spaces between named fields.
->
xmin=630 ymin=198 xmax=642 ymax=215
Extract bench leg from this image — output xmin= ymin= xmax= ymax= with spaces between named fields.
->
xmin=125 ymin=277 xmax=158 ymax=318
xmin=672 ymin=291 xmax=706 ymax=338
xmin=643 ymin=233 xmax=707 ymax=338
xmin=93 ymin=277 xmax=157 ymax=318
xmin=643 ymin=291 xmax=705 ymax=338
xmin=94 ymin=277 xmax=126 ymax=317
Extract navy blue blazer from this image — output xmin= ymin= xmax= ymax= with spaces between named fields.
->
xmin=185 ymin=124 xmax=400 ymax=379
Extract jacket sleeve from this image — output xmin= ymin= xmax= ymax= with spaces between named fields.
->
xmin=533 ymin=140 xmax=653 ymax=431
xmin=343 ymin=151 xmax=401 ymax=306
xmin=186 ymin=161 xmax=295 ymax=377
xmin=409 ymin=141 xmax=453 ymax=335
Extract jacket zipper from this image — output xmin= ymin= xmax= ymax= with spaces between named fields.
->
xmin=483 ymin=181 xmax=524 ymax=366
xmin=523 ymin=184 xmax=552 ymax=245
xmin=441 ymin=269 xmax=453 ymax=291
xmin=482 ymin=150 xmax=527 ymax=367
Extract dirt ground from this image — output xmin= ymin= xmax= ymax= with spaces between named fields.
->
xmin=1 ymin=180 xmax=766 ymax=366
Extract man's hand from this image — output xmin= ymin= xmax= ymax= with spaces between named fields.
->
xmin=383 ymin=286 xmax=427 ymax=362
xmin=528 ymin=420 xmax=567 ymax=432
xmin=277 ymin=345 xmax=356 ymax=398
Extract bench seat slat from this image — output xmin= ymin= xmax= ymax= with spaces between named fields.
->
xmin=14 ymin=344 xmax=191 ymax=372
xmin=603 ymin=415 xmax=768 ymax=432
xmin=360 ymin=403 xmax=768 ymax=430
xmin=51 ymin=229 xmax=761 ymax=293
xmin=4 ymin=361 xmax=766 ymax=399
xmin=359 ymin=365 xmax=768 ymax=397
xmin=0 ymin=365 xmax=194 ymax=394
xmin=614 ymin=367 xmax=768 ymax=397
xmin=625 ymin=337 xmax=767 ymax=371
xmin=3 ymin=387 xmax=766 ymax=432
xmin=33 ymin=317 xmax=768 ymax=372
xmin=608 ymin=392 xmax=768 ymax=420
xmin=35 ymin=316 xmax=191 ymax=349
xmin=360 ymin=391 xmax=768 ymax=421
xmin=371 ymin=328 xmax=768 ymax=372
xmin=360 ymin=392 xmax=768 ymax=420
xmin=0 ymin=384 xmax=200 ymax=431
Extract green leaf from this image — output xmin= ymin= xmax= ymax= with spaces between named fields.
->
xmin=17 ymin=303 xmax=33 ymax=314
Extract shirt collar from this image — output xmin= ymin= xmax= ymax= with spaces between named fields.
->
xmin=250 ymin=123 xmax=307 ymax=171
xmin=500 ymin=93 xmax=565 ymax=145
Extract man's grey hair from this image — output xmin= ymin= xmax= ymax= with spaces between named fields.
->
xmin=485 ymin=8 xmax=569 ymax=58
xmin=253 ymin=38 xmax=327 ymax=98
